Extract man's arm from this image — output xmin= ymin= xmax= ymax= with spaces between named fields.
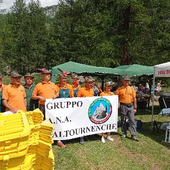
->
xmin=77 ymin=88 xmax=82 ymax=97
xmin=52 ymin=93 xmax=59 ymax=99
xmin=52 ymin=86 xmax=59 ymax=99
xmin=97 ymin=85 xmax=102 ymax=94
xmin=24 ymin=97 xmax=27 ymax=108
xmin=69 ymin=85 xmax=74 ymax=98
xmin=31 ymin=94 xmax=46 ymax=102
xmin=133 ymin=96 xmax=137 ymax=114
xmin=31 ymin=85 xmax=46 ymax=101
xmin=132 ymin=87 xmax=137 ymax=113
xmin=2 ymin=99 xmax=18 ymax=113
xmin=114 ymin=87 xmax=119 ymax=96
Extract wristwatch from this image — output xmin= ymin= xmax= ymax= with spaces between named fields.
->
xmin=134 ymin=107 xmax=137 ymax=109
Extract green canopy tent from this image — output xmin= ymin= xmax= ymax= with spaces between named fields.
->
xmin=50 ymin=61 xmax=121 ymax=88
xmin=51 ymin=62 xmax=154 ymax=89
xmin=112 ymin=64 xmax=154 ymax=77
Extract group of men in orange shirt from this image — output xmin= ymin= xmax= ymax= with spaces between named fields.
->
xmin=0 ymin=70 xmax=139 ymax=148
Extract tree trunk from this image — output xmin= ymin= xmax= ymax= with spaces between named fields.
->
xmin=121 ymin=6 xmax=131 ymax=65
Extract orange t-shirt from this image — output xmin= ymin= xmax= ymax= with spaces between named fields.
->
xmin=100 ymin=91 xmax=114 ymax=96
xmin=32 ymin=81 xmax=57 ymax=105
xmin=2 ymin=84 xmax=26 ymax=111
xmin=56 ymin=83 xmax=74 ymax=98
xmin=0 ymin=84 xmax=7 ymax=92
xmin=77 ymin=87 xmax=94 ymax=97
xmin=115 ymin=86 xmax=136 ymax=104
xmin=72 ymin=84 xmax=81 ymax=91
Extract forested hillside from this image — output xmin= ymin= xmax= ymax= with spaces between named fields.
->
xmin=43 ymin=5 xmax=58 ymax=18
xmin=0 ymin=0 xmax=170 ymax=75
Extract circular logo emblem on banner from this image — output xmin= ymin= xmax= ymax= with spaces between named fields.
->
xmin=88 ymin=98 xmax=112 ymax=124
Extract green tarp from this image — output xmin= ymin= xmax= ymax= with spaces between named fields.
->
xmin=50 ymin=61 xmax=121 ymax=82
xmin=51 ymin=61 xmax=121 ymax=75
xmin=51 ymin=62 xmax=154 ymax=82
xmin=113 ymin=64 xmax=154 ymax=77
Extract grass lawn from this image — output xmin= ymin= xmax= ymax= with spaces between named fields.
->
xmin=53 ymin=104 xmax=170 ymax=170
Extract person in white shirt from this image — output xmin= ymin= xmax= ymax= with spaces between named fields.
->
xmin=156 ymin=80 xmax=164 ymax=92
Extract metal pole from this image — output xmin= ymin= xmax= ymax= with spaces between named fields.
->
xmin=101 ymin=75 xmax=104 ymax=91
xmin=151 ymin=76 xmax=155 ymax=131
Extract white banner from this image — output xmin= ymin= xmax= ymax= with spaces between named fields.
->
xmin=45 ymin=96 xmax=118 ymax=140
xmin=154 ymin=68 xmax=170 ymax=77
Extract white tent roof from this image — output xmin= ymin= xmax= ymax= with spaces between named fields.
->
xmin=152 ymin=61 xmax=170 ymax=130
xmin=154 ymin=61 xmax=170 ymax=77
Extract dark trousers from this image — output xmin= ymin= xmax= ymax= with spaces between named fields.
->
xmin=120 ymin=103 xmax=136 ymax=136
xmin=39 ymin=104 xmax=45 ymax=120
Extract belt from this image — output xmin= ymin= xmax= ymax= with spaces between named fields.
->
xmin=120 ymin=102 xmax=133 ymax=108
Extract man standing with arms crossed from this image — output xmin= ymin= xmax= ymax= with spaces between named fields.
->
xmin=24 ymin=73 xmax=38 ymax=111
xmin=2 ymin=71 xmax=27 ymax=113
xmin=115 ymin=75 xmax=139 ymax=141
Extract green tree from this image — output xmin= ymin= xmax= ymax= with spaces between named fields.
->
xmin=3 ymin=0 xmax=48 ymax=74
xmin=52 ymin=0 xmax=170 ymax=67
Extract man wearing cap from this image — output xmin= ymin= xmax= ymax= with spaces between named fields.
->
xmin=77 ymin=76 xmax=94 ymax=97
xmin=71 ymin=73 xmax=81 ymax=97
xmin=77 ymin=76 xmax=95 ymax=144
xmin=2 ymin=71 xmax=27 ymax=113
xmin=31 ymin=69 xmax=58 ymax=118
xmin=0 ymin=73 xmax=7 ymax=112
xmin=55 ymin=72 xmax=74 ymax=148
xmin=115 ymin=75 xmax=139 ymax=141
xmin=56 ymin=72 xmax=74 ymax=98
xmin=23 ymin=73 xmax=38 ymax=111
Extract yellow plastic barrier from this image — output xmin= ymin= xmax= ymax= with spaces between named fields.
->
xmin=0 ymin=109 xmax=54 ymax=170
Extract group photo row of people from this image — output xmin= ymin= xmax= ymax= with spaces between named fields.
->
xmin=0 ymin=69 xmax=139 ymax=148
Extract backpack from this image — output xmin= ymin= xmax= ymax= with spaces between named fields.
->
xmin=117 ymin=119 xmax=143 ymax=131
xmin=134 ymin=119 xmax=143 ymax=131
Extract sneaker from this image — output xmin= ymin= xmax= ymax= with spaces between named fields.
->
xmin=131 ymin=136 xmax=139 ymax=142
xmin=121 ymin=134 xmax=127 ymax=138
xmin=101 ymin=137 xmax=105 ymax=143
xmin=57 ymin=141 xmax=66 ymax=148
xmin=84 ymin=136 xmax=89 ymax=141
xmin=80 ymin=137 xmax=84 ymax=145
xmin=107 ymin=136 xmax=114 ymax=141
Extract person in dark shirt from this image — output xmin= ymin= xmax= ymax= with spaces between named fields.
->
xmin=23 ymin=73 xmax=38 ymax=111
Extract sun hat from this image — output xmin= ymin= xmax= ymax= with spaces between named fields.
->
xmin=71 ymin=73 xmax=80 ymax=79
xmin=123 ymin=74 xmax=130 ymax=81
xmin=105 ymin=82 xmax=113 ymax=86
xmin=41 ymin=69 xmax=52 ymax=74
xmin=10 ymin=71 xmax=22 ymax=78
xmin=59 ymin=72 xmax=67 ymax=78
xmin=24 ymin=73 xmax=34 ymax=78
xmin=85 ymin=76 xmax=95 ymax=82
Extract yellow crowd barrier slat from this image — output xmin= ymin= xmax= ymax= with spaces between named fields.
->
xmin=0 ymin=109 xmax=54 ymax=170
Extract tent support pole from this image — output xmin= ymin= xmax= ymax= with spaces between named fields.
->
xmin=101 ymin=75 xmax=105 ymax=91
xmin=151 ymin=76 xmax=155 ymax=131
